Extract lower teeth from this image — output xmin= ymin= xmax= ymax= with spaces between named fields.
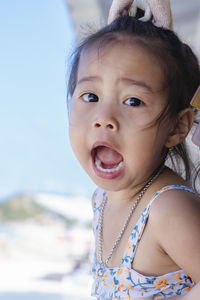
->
xmin=95 ymin=157 xmax=123 ymax=173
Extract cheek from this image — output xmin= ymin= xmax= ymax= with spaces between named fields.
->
xmin=69 ymin=128 xmax=89 ymax=173
xmin=69 ymin=99 xmax=79 ymax=124
xmin=69 ymin=126 xmax=83 ymax=165
xmin=69 ymin=98 xmax=91 ymax=127
xmin=69 ymin=107 xmax=81 ymax=152
xmin=128 ymin=125 xmax=168 ymax=155
xmin=124 ymin=107 xmax=160 ymax=129
xmin=69 ymin=109 xmax=88 ymax=163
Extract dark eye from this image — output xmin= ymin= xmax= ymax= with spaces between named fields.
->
xmin=124 ymin=97 xmax=143 ymax=106
xmin=82 ymin=93 xmax=99 ymax=102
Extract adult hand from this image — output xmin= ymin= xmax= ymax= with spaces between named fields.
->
xmin=147 ymin=0 xmax=173 ymax=29
xmin=129 ymin=0 xmax=152 ymax=22
xmin=108 ymin=0 xmax=134 ymax=24
xmin=108 ymin=0 xmax=173 ymax=30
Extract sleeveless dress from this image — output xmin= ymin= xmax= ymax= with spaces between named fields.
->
xmin=91 ymin=185 xmax=196 ymax=299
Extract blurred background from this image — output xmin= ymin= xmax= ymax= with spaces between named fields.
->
xmin=0 ymin=0 xmax=199 ymax=299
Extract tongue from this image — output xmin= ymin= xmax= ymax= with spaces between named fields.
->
xmin=96 ymin=146 xmax=123 ymax=165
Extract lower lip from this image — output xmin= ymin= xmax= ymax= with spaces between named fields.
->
xmin=92 ymin=156 xmax=124 ymax=180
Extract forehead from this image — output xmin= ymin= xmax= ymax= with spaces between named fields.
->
xmin=77 ymin=41 xmax=165 ymax=92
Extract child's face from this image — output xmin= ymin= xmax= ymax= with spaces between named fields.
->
xmin=69 ymin=41 xmax=172 ymax=192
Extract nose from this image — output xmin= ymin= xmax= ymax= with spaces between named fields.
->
xmin=92 ymin=113 xmax=119 ymax=131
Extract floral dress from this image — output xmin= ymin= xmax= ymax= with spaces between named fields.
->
xmin=91 ymin=185 xmax=195 ymax=299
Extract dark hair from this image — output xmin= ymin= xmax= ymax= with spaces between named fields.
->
xmin=67 ymin=16 xmax=200 ymax=193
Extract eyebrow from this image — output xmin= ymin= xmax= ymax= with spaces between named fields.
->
xmin=120 ymin=77 xmax=153 ymax=93
xmin=76 ymin=76 xmax=153 ymax=93
xmin=76 ymin=76 xmax=100 ymax=86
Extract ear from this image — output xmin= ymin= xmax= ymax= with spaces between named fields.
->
xmin=165 ymin=108 xmax=194 ymax=148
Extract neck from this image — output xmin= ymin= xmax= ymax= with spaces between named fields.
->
xmin=106 ymin=165 xmax=165 ymax=208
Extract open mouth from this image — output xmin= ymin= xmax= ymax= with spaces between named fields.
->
xmin=92 ymin=144 xmax=124 ymax=176
xmin=95 ymin=156 xmax=123 ymax=172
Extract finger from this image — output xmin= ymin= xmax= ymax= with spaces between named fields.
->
xmin=108 ymin=0 xmax=133 ymax=24
xmin=147 ymin=0 xmax=173 ymax=29
xmin=108 ymin=9 xmax=121 ymax=24
xmin=129 ymin=5 xmax=137 ymax=17
xmin=122 ymin=8 xmax=129 ymax=16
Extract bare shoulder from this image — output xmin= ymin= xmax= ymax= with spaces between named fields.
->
xmin=149 ymin=187 xmax=200 ymax=282
xmin=149 ymin=167 xmax=200 ymax=217
xmin=150 ymin=186 xmax=200 ymax=222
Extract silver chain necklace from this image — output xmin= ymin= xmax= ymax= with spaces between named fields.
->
xmin=97 ymin=166 xmax=164 ymax=277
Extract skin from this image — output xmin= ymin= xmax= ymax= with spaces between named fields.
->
xmin=108 ymin=0 xmax=173 ymax=29
xmin=70 ymin=42 xmax=172 ymax=193
xmin=69 ymin=41 xmax=200 ymax=297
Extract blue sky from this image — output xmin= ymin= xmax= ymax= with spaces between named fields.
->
xmin=0 ymin=0 xmax=95 ymax=200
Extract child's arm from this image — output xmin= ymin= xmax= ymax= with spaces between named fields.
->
xmin=154 ymin=191 xmax=200 ymax=297
xmin=184 ymin=281 xmax=200 ymax=299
